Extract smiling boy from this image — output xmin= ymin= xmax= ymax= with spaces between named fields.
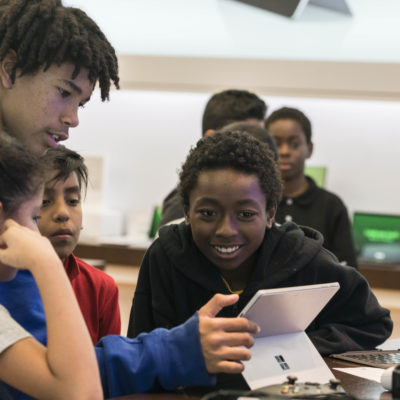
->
xmin=129 ymin=131 xmax=392 ymax=389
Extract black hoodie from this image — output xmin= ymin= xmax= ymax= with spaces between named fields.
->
xmin=128 ymin=221 xmax=392 ymax=388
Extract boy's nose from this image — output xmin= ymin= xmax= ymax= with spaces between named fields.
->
xmin=61 ymin=107 xmax=79 ymax=128
xmin=216 ymin=215 xmax=237 ymax=237
xmin=54 ymin=204 xmax=70 ymax=222
xmin=55 ymin=212 xmax=69 ymax=222
xmin=278 ymin=142 xmax=290 ymax=155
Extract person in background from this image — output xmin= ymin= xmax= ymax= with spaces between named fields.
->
xmin=0 ymin=1 xmax=260 ymax=398
xmin=39 ymin=146 xmax=121 ymax=344
xmin=0 ymin=133 xmax=102 ymax=400
xmin=128 ymin=131 xmax=392 ymax=390
xmin=160 ymin=89 xmax=267 ymax=226
xmin=265 ymin=106 xmax=357 ymax=268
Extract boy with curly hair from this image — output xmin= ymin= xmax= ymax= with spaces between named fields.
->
xmin=129 ymin=131 xmax=392 ymax=390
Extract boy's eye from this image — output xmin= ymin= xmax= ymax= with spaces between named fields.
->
xmin=272 ymin=138 xmax=281 ymax=146
xmin=58 ymin=87 xmax=70 ymax=98
xmin=291 ymin=142 xmax=300 ymax=149
xmin=67 ymin=198 xmax=80 ymax=206
xmin=239 ymin=211 xmax=257 ymax=219
xmin=41 ymin=199 xmax=50 ymax=208
xmin=199 ymin=209 xmax=216 ymax=218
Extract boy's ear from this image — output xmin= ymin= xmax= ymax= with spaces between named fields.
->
xmin=306 ymin=141 xmax=314 ymax=159
xmin=183 ymin=206 xmax=190 ymax=225
xmin=0 ymin=50 xmax=17 ymax=89
xmin=266 ymin=204 xmax=277 ymax=229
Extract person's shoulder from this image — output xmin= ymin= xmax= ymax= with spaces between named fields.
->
xmin=148 ymin=222 xmax=189 ymax=256
xmin=311 ymin=184 xmax=347 ymax=209
xmin=72 ymin=255 xmax=118 ymax=288
xmin=0 ymin=304 xmax=11 ymax=319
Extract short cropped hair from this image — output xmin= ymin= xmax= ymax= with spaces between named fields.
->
xmin=43 ymin=145 xmax=88 ymax=194
xmin=0 ymin=132 xmax=45 ymax=215
xmin=220 ymin=121 xmax=278 ymax=161
xmin=265 ymin=107 xmax=312 ymax=144
xmin=179 ymin=131 xmax=282 ymax=212
xmin=0 ymin=0 xmax=119 ymax=101
xmin=201 ymin=89 xmax=267 ymax=135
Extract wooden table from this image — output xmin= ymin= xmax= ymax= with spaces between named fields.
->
xmin=109 ymin=357 xmax=392 ymax=400
xmin=359 ymin=263 xmax=400 ymax=290
xmin=75 ymin=242 xmax=147 ymax=266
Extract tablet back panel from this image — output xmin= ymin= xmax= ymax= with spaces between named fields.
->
xmin=238 ymin=282 xmax=340 ymax=338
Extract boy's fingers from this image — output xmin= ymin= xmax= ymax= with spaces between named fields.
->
xmin=217 ymin=346 xmax=252 ymax=362
xmin=211 ymin=360 xmax=245 ymax=375
xmin=216 ymin=332 xmax=255 ymax=348
xmin=211 ymin=317 xmax=260 ymax=334
xmin=199 ymin=294 xmax=239 ymax=318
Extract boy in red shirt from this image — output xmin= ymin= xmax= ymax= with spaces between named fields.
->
xmin=39 ymin=146 xmax=121 ymax=344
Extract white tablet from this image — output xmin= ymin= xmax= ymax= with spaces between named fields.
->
xmin=238 ymin=282 xmax=340 ymax=338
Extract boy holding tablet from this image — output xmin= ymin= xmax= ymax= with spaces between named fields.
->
xmin=129 ymin=131 xmax=392 ymax=389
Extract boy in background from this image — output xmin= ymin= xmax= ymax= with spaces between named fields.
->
xmin=265 ymin=107 xmax=357 ymax=268
xmin=39 ymin=146 xmax=120 ymax=344
xmin=160 ymin=89 xmax=267 ymax=226
xmin=129 ymin=131 xmax=391 ymax=389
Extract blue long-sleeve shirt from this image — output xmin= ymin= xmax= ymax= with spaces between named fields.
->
xmin=0 ymin=270 xmax=215 ymax=399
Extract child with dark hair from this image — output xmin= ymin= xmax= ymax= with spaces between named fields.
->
xmin=129 ymin=131 xmax=392 ymax=389
xmin=0 ymin=0 xmax=119 ymax=155
xmin=160 ymin=89 xmax=268 ymax=226
xmin=202 ymin=89 xmax=267 ymax=135
xmin=265 ymin=106 xmax=357 ymax=268
xmin=0 ymin=133 xmax=102 ymax=399
xmin=39 ymin=146 xmax=120 ymax=344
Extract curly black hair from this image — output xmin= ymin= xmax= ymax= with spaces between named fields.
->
xmin=202 ymin=89 xmax=267 ymax=135
xmin=265 ymin=107 xmax=312 ymax=144
xmin=43 ymin=145 xmax=88 ymax=195
xmin=179 ymin=131 xmax=282 ymax=212
xmin=0 ymin=0 xmax=119 ymax=101
xmin=0 ymin=131 xmax=45 ymax=216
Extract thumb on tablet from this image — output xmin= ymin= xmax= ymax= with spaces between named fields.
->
xmin=199 ymin=294 xmax=239 ymax=318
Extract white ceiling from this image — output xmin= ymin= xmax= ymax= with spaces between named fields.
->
xmin=63 ymin=0 xmax=400 ymax=63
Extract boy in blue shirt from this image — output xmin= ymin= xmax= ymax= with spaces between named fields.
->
xmin=0 ymin=133 xmax=102 ymax=399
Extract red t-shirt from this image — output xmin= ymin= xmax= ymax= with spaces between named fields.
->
xmin=64 ymin=254 xmax=121 ymax=344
